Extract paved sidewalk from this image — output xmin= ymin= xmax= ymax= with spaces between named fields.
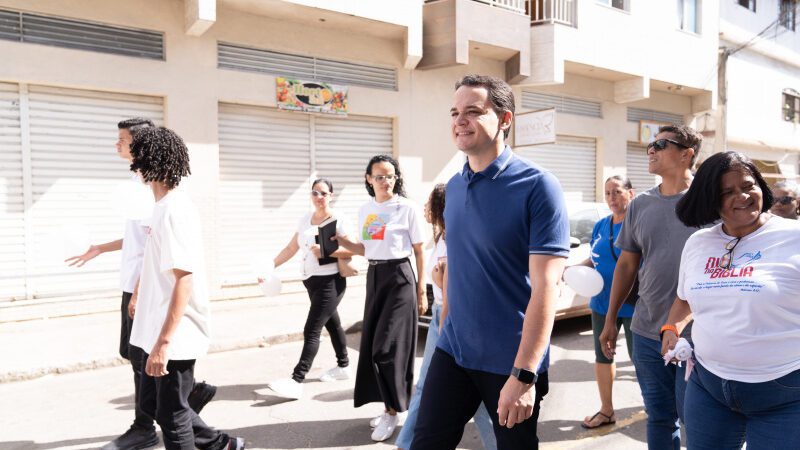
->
xmin=0 ymin=283 xmax=367 ymax=383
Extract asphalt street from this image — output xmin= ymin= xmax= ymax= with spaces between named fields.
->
xmin=0 ymin=316 xmax=653 ymax=450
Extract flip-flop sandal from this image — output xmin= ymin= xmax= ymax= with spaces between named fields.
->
xmin=581 ymin=411 xmax=616 ymax=429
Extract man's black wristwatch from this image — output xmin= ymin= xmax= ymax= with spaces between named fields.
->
xmin=511 ymin=366 xmax=537 ymax=385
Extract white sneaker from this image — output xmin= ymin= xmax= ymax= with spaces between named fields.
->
xmin=369 ymin=412 xmax=386 ymax=429
xmin=266 ymin=378 xmax=303 ymax=399
xmin=370 ymin=413 xmax=399 ymax=442
xmin=319 ymin=365 xmax=352 ymax=382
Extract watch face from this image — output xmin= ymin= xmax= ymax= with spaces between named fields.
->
xmin=513 ymin=367 xmax=536 ymax=384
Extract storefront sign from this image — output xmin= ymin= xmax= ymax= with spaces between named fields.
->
xmin=276 ymin=77 xmax=348 ymax=116
xmin=639 ymin=120 xmax=670 ymax=144
xmin=514 ymin=108 xmax=556 ymax=146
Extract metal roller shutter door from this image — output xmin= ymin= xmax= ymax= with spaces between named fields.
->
xmin=516 ymin=136 xmax=597 ymax=203
xmin=218 ymin=104 xmax=312 ymax=285
xmin=315 ymin=114 xmax=392 ymax=253
xmin=27 ymin=85 xmax=163 ymax=299
xmin=626 ymin=142 xmax=660 ymax=192
xmin=0 ymin=83 xmax=25 ymax=301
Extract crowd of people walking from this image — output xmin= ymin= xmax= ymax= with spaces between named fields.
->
xmin=67 ymin=73 xmax=800 ymax=450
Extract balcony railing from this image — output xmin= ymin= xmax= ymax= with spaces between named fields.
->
xmin=425 ymin=0 xmax=527 ymax=15
xmin=529 ymin=0 xmax=577 ymax=27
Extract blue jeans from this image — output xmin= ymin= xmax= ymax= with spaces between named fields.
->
xmin=631 ymin=332 xmax=686 ymax=450
xmin=685 ymin=361 xmax=800 ymax=450
xmin=395 ymin=303 xmax=497 ymax=450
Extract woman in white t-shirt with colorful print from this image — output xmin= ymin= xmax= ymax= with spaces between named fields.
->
xmin=263 ymin=178 xmax=355 ymax=400
xmin=335 ymin=154 xmax=426 ymax=443
xmin=663 ymin=151 xmax=800 ymax=449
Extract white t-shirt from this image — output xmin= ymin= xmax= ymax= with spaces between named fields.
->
xmin=427 ymin=238 xmax=447 ymax=305
xmin=129 ymin=190 xmax=211 ymax=360
xmin=296 ymin=212 xmax=349 ymax=280
xmin=677 ymin=216 xmax=800 ymax=382
xmin=120 ymin=174 xmax=151 ymax=293
xmin=357 ymin=195 xmax=424 ymax=260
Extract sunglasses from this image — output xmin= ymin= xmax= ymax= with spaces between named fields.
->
xmin=311 ymin=190 xmax=331 ymax=198
xmin=720 ymin=236 xmax=741 ymax=270
xmin=372 ymin=175 xmax=398 ymax=183
xmin=647 ymin=138 xmax=689 ymax=152
xmin=776 ymin=195 xmax=797 ymax=205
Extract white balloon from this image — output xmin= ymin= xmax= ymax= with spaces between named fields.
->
xmin=563 ymin=266 xmax=604 ymax=298
xmin=259 ymin=276 xmax=282 ymax=298
xmin=109 ymin=180 xmax=154 ymax=220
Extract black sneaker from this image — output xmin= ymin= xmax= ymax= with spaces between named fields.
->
xmin=227 ymin=437 xmax=245 ymax=450
xmin=100 ymin=425 xmax=159 ymax=450
xmin=187 ymin=381 xmax=217 ymax=414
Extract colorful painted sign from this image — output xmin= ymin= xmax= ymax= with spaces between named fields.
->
xmin=276 ymin=77 xmax=348 ymax=116
xmin=639 ymin=120 xmax=670 ymax=144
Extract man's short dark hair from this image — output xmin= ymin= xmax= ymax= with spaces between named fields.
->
xmin=658 ymin=124 xmax=703 ymax=166
xmin=676 ymin=151 xmax=773 ymax=228
xmin=130 ymin=126 xmax=191 ymax=189
xmin=118 ymin=117 xmax=155 ymax=136
xmin=455 ymin=74 xmax=514 ymax=139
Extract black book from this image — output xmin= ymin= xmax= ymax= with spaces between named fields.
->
xmin=316 ymin=217 xmax=339 ymax=265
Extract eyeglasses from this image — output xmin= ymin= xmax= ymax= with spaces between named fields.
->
xmin=776 ymin=195 xmax=797 ymax=205
xmin=720 ymin=236 xmax=741 ymax=270
xmin=372 ymin=175 xmax=398 ymax=183
xmin=311 ymin=190 xmax=331 ymax=198
xmin=647 ymin=138 xmax=689 ymax=152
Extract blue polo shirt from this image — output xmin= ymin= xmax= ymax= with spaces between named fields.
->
xmin=437 ymin=146 xmax=570 ymax=376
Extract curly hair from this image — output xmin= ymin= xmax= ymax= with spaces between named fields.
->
xmin=364 ymin=154 xmax=406 ymax=197
xmin=129 ymin=126 xmax=191 ymax=189
xmin=428 ymin=183 xmax=446 ymax=243
xmin=118 ymin=117 xmax=154 ymax=134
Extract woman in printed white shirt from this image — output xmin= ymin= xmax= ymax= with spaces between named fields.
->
xmin=335 ymin=154 xmax=426 ymax=443
xmin=662 ymin=151 xmax=800 ymax=449
xmin=263 ymin=178 xmax=355 ymax=400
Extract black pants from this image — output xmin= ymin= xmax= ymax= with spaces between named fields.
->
xmin=410 ymin=348 xmax=549 ymax=450
xmin=138 ymin=353 xmax=229 ymax=450
xmin=353 ymin=259 xmax=417 ymax=412
xmin=292 ymin=274 xmax=349 ymax=382
xmin=121 ymin=292 xmax=155 ymax=430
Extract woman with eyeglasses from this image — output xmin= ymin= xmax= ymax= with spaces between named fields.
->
xmin=334 ymin=154 xmax=426 ymax=442
xmin=262 ymin=178 xmax=354 ymax=400
xmin=769 ymin=181 xmax=799 ymax=220
xmin=573 ymin=175 xmax=637 ymax=429
xmin=662 ymin=151 xmax=800 ymax=449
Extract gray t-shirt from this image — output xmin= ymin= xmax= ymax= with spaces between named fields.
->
xmin=616 ymin=186 xmax=699 ymax=340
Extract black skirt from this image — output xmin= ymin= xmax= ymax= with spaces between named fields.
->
xmin=353 ymin=259 xmax=418 ymax=412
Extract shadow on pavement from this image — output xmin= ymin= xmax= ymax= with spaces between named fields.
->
xmin=0 ymin=435 xmax=119 ymax=450
xmin=539 ymin=405 xmax=647 ymax=445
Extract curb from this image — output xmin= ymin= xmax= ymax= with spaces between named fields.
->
xmin=0 ymin=320 xmax=364 ymax=384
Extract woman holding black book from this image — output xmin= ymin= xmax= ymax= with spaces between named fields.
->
xmin=262 ymin=178 xmax=354 ymax=400
xmin=334 ymin=154 xmax=426 ymax=442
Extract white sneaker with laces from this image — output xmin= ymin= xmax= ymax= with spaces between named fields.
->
xmin=266 ymin=378 xmax=303 ymax=399
xmin=369 ymin=412 xmax=386 ymax=429
xmin=319 ymin=365 xmax=352 ymax=382
xmin=371 ymin=413 xmax=399 ymax=442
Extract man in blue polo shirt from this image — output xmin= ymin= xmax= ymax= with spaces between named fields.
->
xmin=410 ymin=75 xmax=570 ymax=449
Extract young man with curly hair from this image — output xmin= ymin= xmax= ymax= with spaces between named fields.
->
xmin=128 ymin=126 xmax=244 ymax=450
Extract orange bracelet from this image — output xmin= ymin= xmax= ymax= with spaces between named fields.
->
xmin=660 ymin=324 xmax=679 ymax=338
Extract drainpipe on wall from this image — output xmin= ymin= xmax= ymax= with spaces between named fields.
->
xmin=715 ymin=47 xmax=730 ymax=154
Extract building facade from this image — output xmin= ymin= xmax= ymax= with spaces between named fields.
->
xmin=0 ymin=0 xmax=719 ymax=318
xmin=715 ymin=0 xmax=800 ymax=181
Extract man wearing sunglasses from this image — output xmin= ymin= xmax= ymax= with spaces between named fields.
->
xmin=599 ymin=124 xmax=703 ymax=450
xmin=769 ymin=181 xmax=799 ymax=220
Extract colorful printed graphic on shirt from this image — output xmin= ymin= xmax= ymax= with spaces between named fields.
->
xmin=362 ymin=214 xmax=389 ymax=241
xmin=691 ymin=251 xmax=764 ymax=293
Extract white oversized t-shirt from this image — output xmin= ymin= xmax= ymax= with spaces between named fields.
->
xmin=120 ymin=174 xmax=151 ymax=293
xmin=677 ymin=216 xmax=800 ymax=382
xmin=296 ymin=212 xmax=349 ymax=279
xmin=129 ymin=189 xmax=211 ymax=360
xmin=426 ymin=239 xmax=447 ymax=304
xmin=357 ymin=195 xmax=424 ymax=260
